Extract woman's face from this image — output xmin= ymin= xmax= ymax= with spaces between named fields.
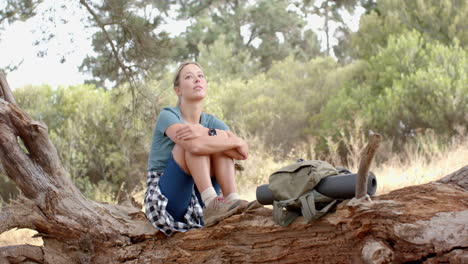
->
xmin=176 ymin=64 xmax=207 ymax=102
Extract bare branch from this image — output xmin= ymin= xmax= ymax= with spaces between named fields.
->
xmin=0 ymin=100 xmax=66 ymax=198
xmin=355 ymin=132 xmax=382 ymax=198
xmin=0 ymin=78 xmax=79 ymax=199
xmin=0 ymin=108 xmax=48 ymax=199
xmin=79 ymin=0 xmax=137 ymax=89
xmin=0 ymin=76 xmax=68 ymax=184
xmin=245 ymin=27 xmax=258 ymax=47
xmin=0 ymin=72 xmax=17 ymax=106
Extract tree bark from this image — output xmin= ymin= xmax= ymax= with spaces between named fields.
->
xmin=437 ymin=165 xmax=468 ymax=190
xmin=1 ymin=75 xmax=467 ymax=263
xmin=0 ymin=73 xmax=17 ymax=107
xmin=355 ymin=132 xmax=382 ymax=199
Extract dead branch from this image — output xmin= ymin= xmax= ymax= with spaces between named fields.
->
xmin=0 ymin=72 xmax=17 ymax=106
xmin=355 ymin=132 xmax=382 ymax=198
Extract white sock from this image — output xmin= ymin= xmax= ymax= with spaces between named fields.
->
xmin=201 ymin=187 xmax=217 ymax=206
xmin=225 ymin=192 xmax=240 ymax=201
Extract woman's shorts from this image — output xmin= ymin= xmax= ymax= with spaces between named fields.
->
xmin=144 ymin=155 xmax=220 ymax=236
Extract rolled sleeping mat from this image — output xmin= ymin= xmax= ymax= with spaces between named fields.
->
xmin=315 ymin=172 xmax=377 ymax=199
xmin=256 ymin=172 xmax=377 ymax=205
xmin=256 ymin=184 xmax=276 ymax=205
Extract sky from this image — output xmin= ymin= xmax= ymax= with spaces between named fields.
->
xmin=0 ymin=2 xmax=363 ymax=90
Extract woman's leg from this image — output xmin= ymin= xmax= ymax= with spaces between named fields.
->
xmin=172 ymin=143 xmax=241 ymax=227
xmin=172 ymin=144 xmax=213 ymax=193
xmin=211 ymin=152 xmax=237 ymax=196
xmin=173 ymin=144 xmax=221 ymax=206
xmin=209 ymin=130 xmax=238 ymax=197
xmin=159 ymin=144 xmax=222 ymax=222
xmin=173 ymin=143 xmax=237 ymax=204
xmin=194 ymin=177 xmax=221 ymax=208
xmin=158 ymin=153 xmax=195 ymax=222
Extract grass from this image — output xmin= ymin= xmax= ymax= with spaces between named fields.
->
xmin=372 ymin=133 xmax=468 ymax=194
xmin=1 ymin=132 xmax=466 ymax=247
xmin=238 ymin=131 xmax=468 ymax=198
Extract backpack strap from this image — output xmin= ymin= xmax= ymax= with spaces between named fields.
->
xmin=299 ymin=192 xmax=316 ymax=221
xmin=273 ymin=199 xmax=300 ymax=227
xmin=273 ymin=193 xmax=338 ymax=227
xmin=299 ymin=192 xmax=337 ymax=223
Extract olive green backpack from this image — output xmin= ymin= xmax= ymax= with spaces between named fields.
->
xmin=268 ymin=159 xmax=339 ymax=226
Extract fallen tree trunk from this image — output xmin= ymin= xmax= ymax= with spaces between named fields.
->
xmin=0 ymin=73 xmax=467 ymax=263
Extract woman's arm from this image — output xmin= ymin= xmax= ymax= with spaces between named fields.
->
xmin=222 ymin=130 xmax=249 ymax=160
xmin=165 ymin=123 xmax=248 ymax=159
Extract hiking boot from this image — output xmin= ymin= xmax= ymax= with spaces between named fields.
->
xmin=245 ymin=200 xmax=263 ymax=211
xmin=223 ymin=196 xmax=264 ymax=212
xmin=203 ymin=197 xmax=241 ymax=227
xmin=231 ymin=199 xmax=263 ymax=212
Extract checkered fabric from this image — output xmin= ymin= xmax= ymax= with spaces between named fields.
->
xmin=144 ymin=171 xmax=204 ymax=236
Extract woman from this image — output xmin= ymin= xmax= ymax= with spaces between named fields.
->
xmin=145 ymin=62 xmax=249 ymax=236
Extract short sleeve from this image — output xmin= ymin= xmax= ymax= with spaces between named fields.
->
xmin=211 ymin=117 xmax=229 ymax=131
xmin=155 ymin=109 xmax=183 ymax=135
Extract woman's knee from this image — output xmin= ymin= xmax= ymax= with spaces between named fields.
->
xmin=211 ymin=150 xmax=234 ymax=170
xmin=172 ymin=144 xmax=185 ymax=161
xmin=174 ymin=144 xmax=212 ymax=172
xmin=211 ymin=151 xmax=231 ymax=160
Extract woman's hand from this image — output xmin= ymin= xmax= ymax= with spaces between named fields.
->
xmin=223 ymin=131 xmax=249 ymax=160
xmin=176 ymin=124 xmax=207 ymax=140
xmin=236 ymin=140 xmax=249 ymax=160
xmin=226 ymin=130 xmax=248 ymax=159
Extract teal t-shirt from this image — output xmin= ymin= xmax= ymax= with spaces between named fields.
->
xmin=147 ymin=106 xmax=229 ymax=172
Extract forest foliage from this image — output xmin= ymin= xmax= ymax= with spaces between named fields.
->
xmin=0 ymin=0 xmax=466 ymax=203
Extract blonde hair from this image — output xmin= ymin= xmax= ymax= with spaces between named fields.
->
xmin=173 ymin=62 xmax=203 ymax=106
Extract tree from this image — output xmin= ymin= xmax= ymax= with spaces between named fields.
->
xmin=1 ymin=0 xmax=185 ymax=90
xmin=1 ymin=73 xmax=467 ymax=263
xmin=8 ymin=82 xmax=172 ymax=203
xmin=318 ymin=31 xmax=468 ymax=142
xmin=78 ymin=0 xmax=181 ymax=88
xmin=348 ymin=0 xmax=467 ymax=60
xmin=0 ymin=0 xmax=44 ymax=73
xmin=196 ymin=35 xmax=261 ymax=83
xmin=1 ymin=0 xmax=325 ymax=87
xmin=204 ymin=56 xmax=340 ymax=154
xmin=0 ymin=0 xmax=43 ymax=29
xmin=181 ymin=0 xmax=322 ymax=70
xmin=299 ymin=0 xmax=361 ymax=57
